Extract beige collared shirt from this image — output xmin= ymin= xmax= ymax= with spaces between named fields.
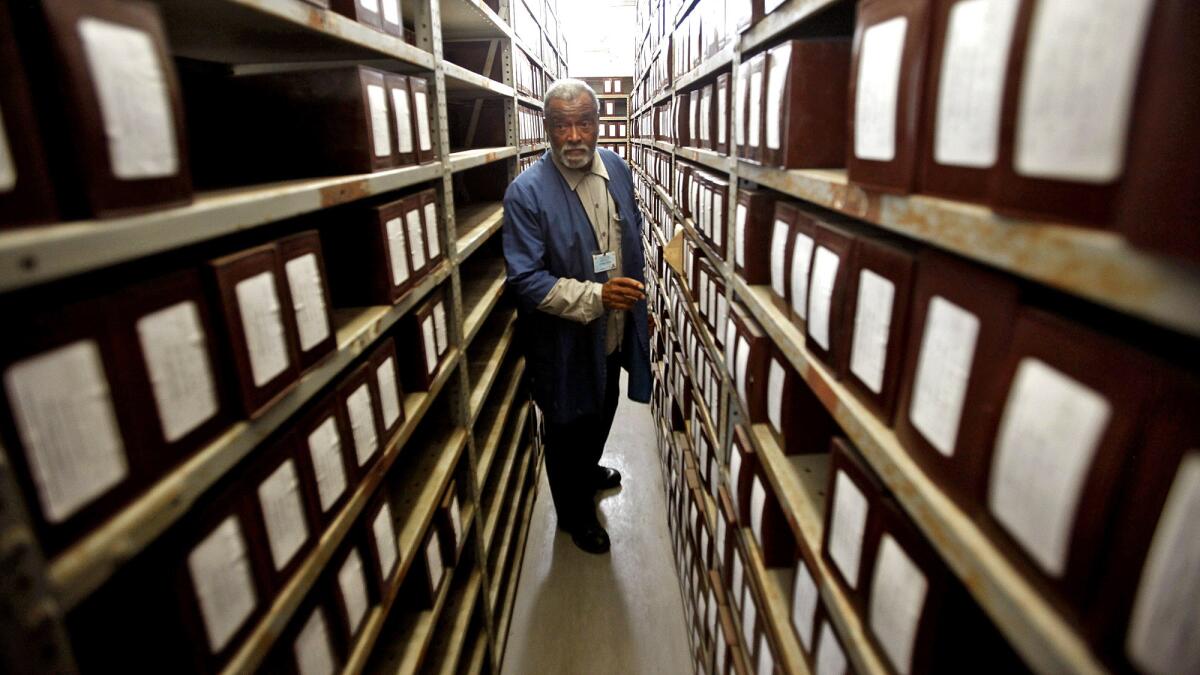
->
xmin=537 ymin=150 xmax=624 ymax=354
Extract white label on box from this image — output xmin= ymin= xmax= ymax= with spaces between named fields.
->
xmin=604 ymin=80 xmax=613 ymax=93
xmin=742 ymin=592 xmax=758 ymax=648
xmin=766 ymin=46 xmax=791 ymax=151
xmin=1126 ymin=452 xmax=1200 ymax=675
xmin=750 ymin=475 xmax=767 ymax=546
xmin=0 ymin=105 xmax=15 ymax=191
xmin=790 ymin=232 xmax=815 ymax=319
xmin=1014 ymin=0 xmax=1154 ymax=182
xmin=716 ymin=636 xmax=728 ymax=673
xmin=707 ymin=587 xmax=718 ymax=633
xmin=736 ymin=336 xmax=751 ymax=407
xmin=718 ymin=84 xmax=728 ymax=145
xmin=770 ymin=219 xmax=790 ymax=299
xmin=792 ymin=558 xmax=818 ymax=650
xmin=748 ymin=70 xmax=764 ymax=147
xmin=422 ymin=316 xmax=438 ymax=375
xmin=909 ymin=296 xmax=980 ymax=456
xmin=376 ymin=357 xmax=401 ymax=429
xmin=716 ymin=513 xmax=727 ymax=566
xmin=855 ymin=17 xmax=908 ymax=161
xmin=347 ymin=383 xmax=379 ymax=466
xmin=78 ymin=18 xmax=178 ymax=179
xmin=366 ymin=84 xmax=391 ymax=158
xmin=5 ymin=340 xmax=127 ymax=523
xmin=338 ymin=550 xmax=369 ymax=634
xmin=422 ymin=203 xmax=441 ymax=259
xmin=308 ymin=416 xmax=348 ymax=512
xmin=359 ymin=0 xmax=379 ymax=12
xmin=829 ymin=470 xmax=869 ymax=588
xmin=294 ymin=607 xmax=336 ymax=675
xmin=426 ymin=535 xmax=444 ymax=590
xmin=735 ymin=204 xmax=748 ymax=268
xmin=286 ymin=253 xmax=331 ymax=352
xmin=450 ymin=495 xmax=463 ymax=545
xmin=415 ymin=90 xmax=433 ymax=152
xmin=385 ymin=217 xmax=411 ymax=287
xmin=235 ymin=271 xmax=290 ymax=388
xmin=406 ymin=210 xmax=427 ymax=270
xmin=988 ymin=358 xmax=1111 ymax=576
xmin=767 ymin=359 xmax=785 ymax=435
xmin=381 ymin=0 xmax=399 ymax=26
xmin=372 ymin=501 xmax=398 ymax=580
xmin=807 ymin=246 xmax=841 ymax=350
xmin=392 ymin=89 xmax=414 ymax=153
xmin=934 ymin=0 xmax=1020 ymax=168
xmin=730 ymin=442 xmax=744 ymax=507
xmin=849 ymin=269 xmax=896 ymax=395
xmin=735 ymin=66 xmax=749 ymax=146
xmin=620 ymin=123 xmax=626 ymax=137
xmin=713 ymin=193 xmax=724 ymax=244
xmin=136 ymin=301 xmax=219 ymax=443
xmin=725 ymin=318 xmax=738 ymax=375
xmin=757 ymin=634 xmax=775 ymax=675
xmin=869 ymin=534 xmax=928 ymax=675
xmin=607 ymin=101 xmax=615 ymax=115
xmin=188 ymin=516 xmax=257 ymax=652
xmin=815 ymin=621 xmax=848 ymax=675
xmin=259 ymin=459 xmax=308 ymax=571
xmin=700 ymin=90 xmax=712 ymax=142
xmin=433 ymin=302 xmax=448 ymax=356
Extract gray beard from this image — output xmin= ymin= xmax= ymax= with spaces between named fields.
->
xmin=556 ymin=144 xmax=593 ymax=169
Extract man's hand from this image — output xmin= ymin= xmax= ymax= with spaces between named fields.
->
xmin=601 ymin=277 xmax=645 ymax=311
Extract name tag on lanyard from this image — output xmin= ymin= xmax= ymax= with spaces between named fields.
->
xmin=593 ymin=251 xmax=616 ymax=274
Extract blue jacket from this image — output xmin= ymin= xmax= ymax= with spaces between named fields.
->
xmin=502 ymin=149 xmax=652 ymax=424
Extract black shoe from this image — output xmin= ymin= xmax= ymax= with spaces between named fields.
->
xmin=569 ymin=520 xmax=611 ymax=554
xmin=593 ymin=466 xmax=622 ymax=491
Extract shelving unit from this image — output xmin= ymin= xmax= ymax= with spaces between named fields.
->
xmin=633 ymin=1 xmax=1200 ymax=674
xmin=0 ymin=0 xmax=561 ymax=672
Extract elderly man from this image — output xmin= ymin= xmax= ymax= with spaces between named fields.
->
xmin=502 ymin=79 xmax=651 ymax=554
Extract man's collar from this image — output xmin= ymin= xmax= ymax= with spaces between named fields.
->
xmin=550 ymin=148 xmax=609 ymax=190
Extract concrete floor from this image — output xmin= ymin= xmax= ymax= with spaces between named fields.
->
xmin=500 ymin=375 xmax=693 ymax=675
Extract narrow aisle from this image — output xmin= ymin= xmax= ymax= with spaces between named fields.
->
xmin=501 ymin=374 xmax=693 ymax=675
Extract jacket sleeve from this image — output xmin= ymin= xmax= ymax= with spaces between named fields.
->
xmin=502 ymin=182 xmax=562 ymax=312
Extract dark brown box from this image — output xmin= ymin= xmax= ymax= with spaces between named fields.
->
xmin=708 ymin=173 xmax=730 ymax=258
xmin=384 ymin=73 xmax=418 ymax=167
xmin=763 ymin=39 xmax=851 ymax=169
xmin=918 ymin=0 xmax=1020 ymax=203
xmin=689 ymin=88 xmax=702 ymax=150
xmin=340 ymin=362 xmax=386 ymax=479
xmin=277 ymin=231 xmax=337 ymax=374
xmin=675 ymin=92 xmax=692 ymax=148
xmin=699 ymin=83 xmax=716 ymax=151
xmin=409 ymin=76 xmax=438 ymax=164
xmin=785 ymin=207 xmax=820 ymax=330
xmin=822 ymin=437 xmax=884 ymax=610
xmin=294 ymin=391 xmax=357 ymax=530
xmin=417 ymin=187 xmax=444 ymax=268
xmin=846 ymin=0 xmax=931 ymax=194
xmin=208 ymin=244 xmax=302 ymax=418
xmin=435 ymin=481 xmax=464 ymax=566
xmin=763 ymin=347 xmax=838 ymax=456
xmin=276 ymin=586 xmax=346 ymax=675
xmin=739 ymin=53 xmax=767 ymax=164
xmin=247 ymin=431 xmax=317 ymax=592
xmin=717 ymin=485 xmax=737 ymax=571
xmin=804 ymin=218 xmax=857 ymax=380
xmin=729 ymin=425 xmax=761 ymax=526
xmin=767 ymin=201 xmax=797 ymax=312
xmin=730 ymin=304 xmax=770 ymax=423
xmin=403 ymin=529 xmax=447 ymax=609
xmin=397 ymin=289 xmax=447 ymax=391
xmin=748 ymin=467 xmax=795 ymax=568
xmin=715 ymin=72 xmax=732 ymax=155
xmin=328 ymin=534 xmax=378 ymax=645
xmin=368 ymin=337 xmax=406 ymax=442
xmin=791 ymin=544 xmax=823 ymax=661
xmin=16 ymin=0 xmax=191 ymax=218
xmin=320 ymin=192 xmax=425 ymax=306
xmin=894 ymin=249 xmax=1019 ymax=512
xmin=979 ymin=309 xmax=1158 ymax=609
xmin=0 ymin=2 xmax=57 ymax=228
xmin=838 ymin=235 xmax=917 ymax=425
xmin=734 ymin=186 xmax=777 ymax=284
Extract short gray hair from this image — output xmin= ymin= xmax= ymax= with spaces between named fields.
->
xmin=543 ymin=78 xmax=600 ymax=115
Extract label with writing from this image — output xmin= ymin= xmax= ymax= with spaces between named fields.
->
xmin=909 ymin=296 xmax=979 ymax=456
xmin=78 ymin=18 xmax=178 ymax=179
xmin=988 ymin=358 xmax=1111 ymax=576
xmin=748 ymin=70 xmax=764 ymax=148
xmin=415 ymin=91 xmax=433 ymax=152
xmin=770 ymin=219 xmax=790 ymax=298
xmin=450 ymin=495 xmax=463 ymax=545
xmin=5 ymin=340 xmax=127 ymax=523
xmin=294 ymin=607 xmax=336 ymax=675
xmin=757 ymin=634 xmax=775 ymax=675
xmin=750 ymin=475 xmax=767 ymax=547
xmin=767 ymin=359 xmax=785 ymax=435
xmin=422 ymin=316 xmax=438 ymax=375
xmin=384 ymin=217 xmax=411 ymax=287
xmin=700 ymin=88 xmax=712 ymax=143
xmin=735 ymin=203 xmax=748 ymax=268
xmin=285 ymin=253 xmax=331 ymax=352
xmin=376 ymin=357 xmax=401 ymax=429
xmin=338 ymin=550 xmax=369 ymax=634
xmin=829 ymin=470 xmax=869 ymax=588
xmin=433 ymin=302 xmax=448 ymax=356
xmin=259 ymin=458 xmax=308 ymax=571
xmin=392 ymin=88 xmax=414 ymax=153
xmin=426 ymin=536 xmax=444 ymax=590
xmin=849 ymin=269 xmax=895 ymax=395
xmin=815 ymin=621 xmax=848 ymax=675
xmin=713 ymin=193 xmax=724 ymax=245
xmin=935 ymin=0 xmax=1020 ymax=168
xmin=1126 ymin=452 xmax=1200 ymax=675
xmin=732 ymin=552 xmax=745 ymax=610
xmin=735 ymin=66 xmax=748 ymax=147
xmin=790 ymin=232 xmax=815 ymax=319
xmin=381 ymin=0 xmax=399 ymax=26
xmin=742 ymin=592 xmax=758 ymax=648
xmin=792 ymin=558 xmax=819 ymax=650
xmin=347 ymin=383 xmax=379 ymax=467
xmin=869 ymin=534 xmax=928 ymax=675
xmin=855 ymin=17 xmax=909 ymax=161
xmin=137 ymin=301 xmax=219 ymax=443
xmin=308 ymin=416 xmax=347 ymax=512
xmin=423 ymin=202 xmax=441 ymax=259
xmin=407 ymin=210 xmax=427 ymax=271
xmin=188 ymin=516 xmax=257 ymax=652
xmin=359 ymin=0 xmax=379 ymax=11
xmin=1015 ymin=0 xmax=1154 ymax=182
xmin=807 ymin=246 xmax=841 ymax=350
xmin=718 ymin=84 xmax=728 ymax=145
xmin=372 ymin=501 xmax=398 ymax=580
xmin=716 ymin=513 xmax=727 ymax=566
xmin=766 ymin=45 xmax=791 ymax=151
xmin=736 ymin=336 xmax=751 ymax=408
xmin=235 ymin=271 xmax=290 ymax=388
xmin=366 ymin=84 xmax=391 ymax=158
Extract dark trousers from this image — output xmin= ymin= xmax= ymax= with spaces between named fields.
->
xmin=543 ymin=351 xmax=622 ymax=528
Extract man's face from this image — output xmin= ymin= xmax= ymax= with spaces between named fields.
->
xmin=546 ymin=94 xmax=599 ymax=169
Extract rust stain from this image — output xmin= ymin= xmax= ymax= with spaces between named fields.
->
xmin=808 ymin=369 xmax=839 ymax=413
xmin=305 ymin=8 xmax=325 ymax=30
xmin=320 ymin=180 xmax=369 ymax=207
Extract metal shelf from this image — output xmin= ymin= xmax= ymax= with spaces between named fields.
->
xmin=410 ymin=567 xmax=484 ymax=675
xmin=444 ymin=61 xmax=516 ymax=98
xmin=440 ymin=0 xmax=513 ymax=40
xmin=473 ymin=362 xmax=528 ymax=488
xmin=460 ymin=258 xmax=508 ymax=346
xmin=449 ymin=146 xmax=519 ymax=173
xmin=675 ymin=43 xmax=735 ymax=92
xmin=454 ymin=202 xmax=505 ymax=263
xmin=484 ymin=440 xmax=534 ymax=587
xmin=0 ymin=163 xmax=443 ymax=293
xmin=739 ymin=0 xmax=847 ymax=53
xmin=675 ymin=145 xmax=733 ymax=174
xmin=519 ymin=142 xmax=549 ymax=155
xmin=466 ymin=311 xmax=519 ymax=426
xmin=739 ymin=529 xmax=816 ymax=675
xmin=490 ymin=455 xmax=539 ymax=662
xmin=517 ymin=94 xmax=544 ymax=109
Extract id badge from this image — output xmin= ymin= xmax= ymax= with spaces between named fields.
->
xmin=592 ymin=251 xmax=616 ymax=274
